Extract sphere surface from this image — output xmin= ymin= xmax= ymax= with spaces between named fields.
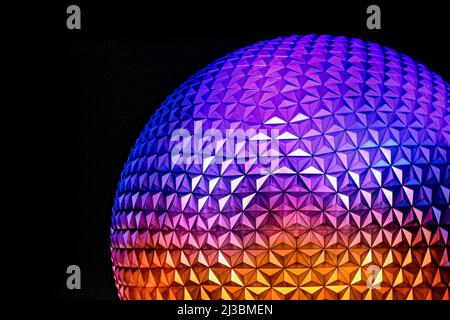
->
xmin=111 ymin=35 xmax=450 ymax=300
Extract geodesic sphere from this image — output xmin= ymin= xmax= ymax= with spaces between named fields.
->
xmin=111 ymin=35 xmax=450 ymax=300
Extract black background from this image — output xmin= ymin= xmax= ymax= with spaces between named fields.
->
xmin=50 ymin=0 xmax=448 ymax=308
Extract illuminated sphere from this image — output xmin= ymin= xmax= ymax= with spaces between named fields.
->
xmin=111 ymin=35 xmax=450 ymax=300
